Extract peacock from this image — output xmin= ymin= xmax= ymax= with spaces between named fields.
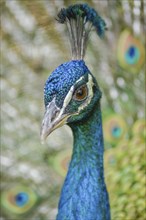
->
xmin=41 ymin=4 xmax=110 ymax=220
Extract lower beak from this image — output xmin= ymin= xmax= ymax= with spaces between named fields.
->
xmin=40 ymin=98 xmax=69 ymax=143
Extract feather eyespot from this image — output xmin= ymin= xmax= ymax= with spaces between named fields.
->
xmin=1 ymin=186 xmax=38 ymax=215
xmin=73 ymin=85 xmax=88 ymax=101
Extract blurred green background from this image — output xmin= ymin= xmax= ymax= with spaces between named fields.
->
xmin=1 ymin=0 xmax=145 ymax=219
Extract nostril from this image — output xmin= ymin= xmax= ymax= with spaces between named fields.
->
xmin=51 ymin=110 xmax=59 ymax=122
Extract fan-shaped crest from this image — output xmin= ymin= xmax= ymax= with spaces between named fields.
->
xmin=57 ymin=4 xmax=107 ymax=60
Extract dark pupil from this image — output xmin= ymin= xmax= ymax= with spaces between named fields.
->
xmin=77 ymin=88 xmax=84 ymax=97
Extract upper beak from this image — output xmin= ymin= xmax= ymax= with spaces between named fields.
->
xmin=40 ymin=98 xmax=69 ymax=143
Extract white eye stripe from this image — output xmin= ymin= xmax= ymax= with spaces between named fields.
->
xmin=87 ymin=74 xmax=94 ymax=97
xmin=76 ymin=76 xmax=84 ymax=84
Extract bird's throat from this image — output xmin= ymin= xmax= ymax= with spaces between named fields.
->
xmin=57 ymin=103 xmax=110 ymax=220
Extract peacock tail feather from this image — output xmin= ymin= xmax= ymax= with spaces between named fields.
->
xmin=105 ymin=136 xmax=145 ymax=219
xmin=103 ymin=114 xmax=127 ymax=145
xmin=117 ymin=30 xmax=145 ymax=73
xmin=132 ymin=119 xmax=146 ymax=139
xmin=50 ymin=149 xmax=72 ymax=177
xmin=1 ymin=185 xmax=38 ymax=215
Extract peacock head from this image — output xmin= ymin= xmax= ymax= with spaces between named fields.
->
xmin=40 ymin=3 xmax=106 ymax=142
xmin=41 ymin=60 xmax=102 ymax=142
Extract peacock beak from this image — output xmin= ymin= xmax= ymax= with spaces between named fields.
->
xmin=40 ymin=98 xmax=69 ymax=143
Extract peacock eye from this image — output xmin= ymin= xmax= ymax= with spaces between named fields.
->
xmin=73 ymin=85 xmax=88 ymax=101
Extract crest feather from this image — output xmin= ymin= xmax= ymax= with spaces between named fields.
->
xmin=57 ymin=4 xmax=107 ymax=60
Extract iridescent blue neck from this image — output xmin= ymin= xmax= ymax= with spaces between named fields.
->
xmin=56 ymin=103 xmax=110 ymax=220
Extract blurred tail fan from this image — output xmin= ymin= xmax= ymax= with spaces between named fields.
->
xmin=117 ymin=30 xmax=145 ymax=73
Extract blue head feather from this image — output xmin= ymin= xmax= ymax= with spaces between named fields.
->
xmin=44 ymin=60 xmax=90 ymax=107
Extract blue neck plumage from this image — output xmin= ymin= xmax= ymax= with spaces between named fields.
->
xmin=57 ymin=103 xmax=110 ymax=220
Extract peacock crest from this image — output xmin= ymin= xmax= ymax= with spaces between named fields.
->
xmin=56 ymin=4 xmax=107 ymax=60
